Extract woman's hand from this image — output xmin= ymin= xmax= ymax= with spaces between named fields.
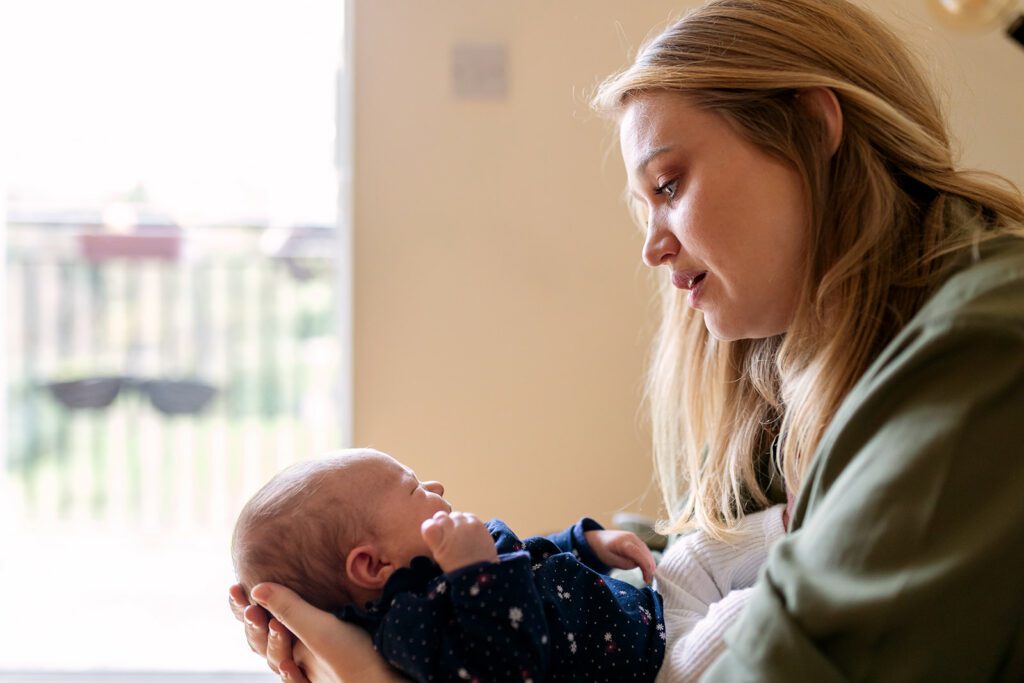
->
xmin=229 ymin=583 xmax=302 ymax=677
xmin=252 ymin=582 xmax=408 ymax=682
xmin=232 ymin=581 xmax=307 ymax=679
xmin=229 ymin=582 xmax=407 ymax=682
xmin=585 ymin=529 xmax=657 ymax=584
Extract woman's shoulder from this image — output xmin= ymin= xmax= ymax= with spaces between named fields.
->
xmin=859 ymin=236 xmax=1024 ymax=391
xmin=797 ymin=236 xmax=1024 ymax=529
xmin=914 ymin=235 xmax=1024 ymax=331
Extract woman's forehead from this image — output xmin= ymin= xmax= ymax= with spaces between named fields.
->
xmin=620 ymin=93 xmax=706 ymax=156
xmin=619 ymin=92 xmax=724 ymax=186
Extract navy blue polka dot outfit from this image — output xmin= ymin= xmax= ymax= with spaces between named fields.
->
xmin=336 ymin=518 xmax=665 ymax=682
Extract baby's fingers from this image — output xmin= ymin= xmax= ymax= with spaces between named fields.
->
xmin=447 ymin=511 xmax=480 ymax=529
xmin=421 ymin=510 xmax=453 ymax=551
xmin=615 ymin=538 xmax=657 ymax=584
xmin=634 ymin=544 xmax=657 ymax=584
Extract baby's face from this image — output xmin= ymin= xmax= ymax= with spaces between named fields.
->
xmin=352 ymin=451 xmax=452 ymax=567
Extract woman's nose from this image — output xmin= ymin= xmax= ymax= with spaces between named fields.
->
xmin=424 ymin=481 xmax=445 ymax=497
xmin=642 ymin=216 xmax=679 ymax=268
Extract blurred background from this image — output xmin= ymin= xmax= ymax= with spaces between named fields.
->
xmin=2 ymin=0 xmax=1022 ymax=679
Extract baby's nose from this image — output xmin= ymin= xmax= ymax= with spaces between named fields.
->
xmin=424 ymin=480 xmax=445 ymax=496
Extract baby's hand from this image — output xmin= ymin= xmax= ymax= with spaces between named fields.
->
xmin=421 ymin=510 xmax=499 ymax=573
xmin=585 ymin=529 xmax=656 ymax=584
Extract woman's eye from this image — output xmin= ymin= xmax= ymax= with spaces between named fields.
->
xmin=653 ymin=179 xmax=678 ymax=199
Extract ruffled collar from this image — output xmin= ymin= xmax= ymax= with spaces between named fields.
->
xmin=333 ymin=555 xmax=443 ymax=633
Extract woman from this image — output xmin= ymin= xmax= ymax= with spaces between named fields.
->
xmin=230 ymin=0 xmax=1024 ymax=680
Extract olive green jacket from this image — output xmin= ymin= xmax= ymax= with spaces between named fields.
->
xmin=705 ymin=236 xmax=1024 ymax=682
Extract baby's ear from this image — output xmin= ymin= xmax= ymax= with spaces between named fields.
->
xmin=345 ymin=544 xmax=394 ymax=590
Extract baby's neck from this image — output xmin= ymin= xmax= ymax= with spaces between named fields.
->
xmin=349 ymin=583 xmax=385 ymax=609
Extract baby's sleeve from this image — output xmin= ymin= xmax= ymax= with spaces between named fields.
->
xmin=538 ymin=517 xmax=612 ymax=574
xmin=375 ymin=553 xmax=550 ymax=682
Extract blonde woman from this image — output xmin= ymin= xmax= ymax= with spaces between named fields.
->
xmin=229 ymin=0 xmax=1024 ymax=680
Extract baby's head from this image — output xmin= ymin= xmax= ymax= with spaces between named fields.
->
xmin=231 ymin=447 xmax=450 ymax=611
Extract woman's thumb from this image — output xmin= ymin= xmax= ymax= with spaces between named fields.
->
xmin=251 ymin=582 xmax=329 ymax=649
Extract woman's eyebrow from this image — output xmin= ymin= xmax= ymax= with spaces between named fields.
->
xmin=635 ymin=145 xmax=676 ymax=175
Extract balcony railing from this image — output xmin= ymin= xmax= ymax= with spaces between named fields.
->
xmin=4 ymin=221 xmax=341 ymax=533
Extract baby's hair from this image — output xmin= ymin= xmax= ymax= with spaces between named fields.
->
xmin=232 ymin=453 xmax=371 ymax=612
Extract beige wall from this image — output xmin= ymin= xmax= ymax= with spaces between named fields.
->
xmin=351 ymin=0 xmax=1024 ymax=535
xmin=873 ymin=0 xmax=1024 ymax=185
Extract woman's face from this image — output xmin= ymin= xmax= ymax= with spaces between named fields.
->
xmin=619 ymin=91 xmax=808 ymax=341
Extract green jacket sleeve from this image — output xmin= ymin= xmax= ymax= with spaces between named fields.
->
xmin=704 ymin=319 xmax=1024 ymax=682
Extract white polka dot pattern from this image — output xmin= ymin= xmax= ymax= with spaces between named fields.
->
xmin=342 ymin=518 xmax=666 ymax=682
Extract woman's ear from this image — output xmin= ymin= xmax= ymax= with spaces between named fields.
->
xmin=798 ymin=87 xmax=843 ymax=158
xmin=345 ymin=544 xmax=395 ymax=590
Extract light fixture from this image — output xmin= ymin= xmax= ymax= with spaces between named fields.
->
xmin=926 ymin=0 xmax=1024 ymax=46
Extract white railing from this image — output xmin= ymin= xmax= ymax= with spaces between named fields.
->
xmin=5 ymin=223 xmax=341 ymax=534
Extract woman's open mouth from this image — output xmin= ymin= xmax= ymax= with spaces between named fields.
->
xmin=671 ymin=270 xmax=707 ymax=308
xmin=671 ymin=271 xmax=707 ymax=290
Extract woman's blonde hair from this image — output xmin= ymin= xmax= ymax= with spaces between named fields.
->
xmin=593 ymin=0 xmax=1024 ymax=537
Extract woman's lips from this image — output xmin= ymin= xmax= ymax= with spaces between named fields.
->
xmin=671 ymin=270 xmax=707 ymax=307
xmin=671 ymin=270 xmax=707 ymax=290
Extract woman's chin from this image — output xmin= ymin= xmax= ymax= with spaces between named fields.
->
xmin=703 ymin=315 xmax=786 ymax=342
xmin=702 ymin=314 xmax=740 ymax=342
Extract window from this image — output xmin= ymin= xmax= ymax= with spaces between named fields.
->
xmin=2 ymin=0 xmax=348 ymax=674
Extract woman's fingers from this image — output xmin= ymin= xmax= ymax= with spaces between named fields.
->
xmin=229 ymin=582 xmax=274 ymax=661
xmin=251 ymin=582 xmax=403 ymax=682
xmin=279 ymin=658 xmax=312 ymax=683
xmin=243 ymin=604 xmax=272 ymax=659
xmin=230 ymin=583 xmax=307 ymax=679
xmin=228 ymin=584 xmax=248 ymax=621
xmin=252 ymin=583 xmax=341 ymax=660
xmin=267 ymin=618 xmax=296 ymax=674
xmin=288 ymin=641 xmax=312 ymax=682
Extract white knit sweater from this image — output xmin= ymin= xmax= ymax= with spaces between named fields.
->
xmin=653 ymin=504 xmax=787 ymax=683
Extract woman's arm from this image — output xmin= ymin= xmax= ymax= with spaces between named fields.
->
xmin=705 ymin=322 xmax=1024 ymax=681
xmin=655 ymin=504 xmax=786 ymax=682
xmin=228 ymin=583 xmax=408 ymax=683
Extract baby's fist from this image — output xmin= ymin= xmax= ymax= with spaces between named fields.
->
xmin=421 ymin=511 xmax=499 ymax=573
xmin=585 ymin=529 xmax=656 ymax=584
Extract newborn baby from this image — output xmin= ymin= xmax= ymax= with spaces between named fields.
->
xmin=232 ymin=448 xmax=666 ymax=682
